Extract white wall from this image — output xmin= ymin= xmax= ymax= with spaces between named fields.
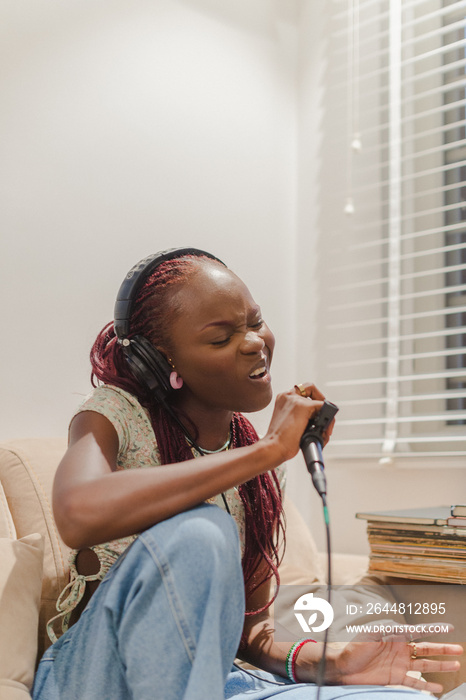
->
xmin=0 ymin=0 xmax=299 ymax=441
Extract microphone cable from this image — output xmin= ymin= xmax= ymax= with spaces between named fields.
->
xmin=299 ymin=400 xmax=338 ymax=697
xmin=316 ymin=492 xmax=332 ymax=700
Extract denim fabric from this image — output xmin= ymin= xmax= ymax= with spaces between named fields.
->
xmin=32 ymin=503 xmax=428 ymax=700
xmin=225 ymin=666 xmax=424 ymax=700
xmin=33 ymin=504 xmax=244 ymax=700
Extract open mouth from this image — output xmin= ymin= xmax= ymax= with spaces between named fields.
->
xmin=249 ymin=365 xmax=268 ymax=380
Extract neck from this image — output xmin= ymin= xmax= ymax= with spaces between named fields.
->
xmin=197 ymin=432 xmax=231 ymax=454
xmin=172 ymin=397 xmax=234 ymax=452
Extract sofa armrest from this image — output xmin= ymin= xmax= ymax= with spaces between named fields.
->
xmin=0 ymin=439 xmax=69 ymax=659
xmin=0 ymin=533 xmax=44 ymax=699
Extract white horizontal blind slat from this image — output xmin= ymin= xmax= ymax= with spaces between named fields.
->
xmin=330 ymin=58 xmax=466 ymax=93
xmin=329 ymin=325 xmax=466 ymax=349
xmin=336 ymin=390 xmax=466 ymax=405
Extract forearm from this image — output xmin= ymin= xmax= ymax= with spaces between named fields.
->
xmin=240 ymin=616 xmax=340 ymax=684
xmin=242 ymin=618 xmax=463 ymax=692
xmin=53 ymin=436 xmax=283 ymax=549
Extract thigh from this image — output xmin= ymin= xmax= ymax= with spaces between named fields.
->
xmin=34 ymin=504 xmax=245 ymax=700
xmin=33 ymin=556 xmax=132 ymax=700
xmin=225 ymin=666 xmax=429 ymax=700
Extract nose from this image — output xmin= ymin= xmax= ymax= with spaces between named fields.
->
xmin=240 ymin=329 xmax=265 ymax=354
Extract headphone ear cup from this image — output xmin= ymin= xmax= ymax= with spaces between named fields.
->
xmin=122 ymin=336 xmax=172 ymax=402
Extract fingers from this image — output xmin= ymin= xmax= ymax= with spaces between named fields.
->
xmin=266 ymin=386 xmax=327 ymax=462
xmin=402 ymin=673 xmax=444 ymax=695
xmin=403 ymin=656 xmax=462 ymax=695
xmin=293 ymin=383 xmax=326 ymax=401
xmin=414 ymin=658 xmax=462 ymax=674
xmin=409 ymin=641 xmax=463 ymax=658
xmin=402 ymin=641 xmax=462 ymax=694
xmin=322 ymin=417 xmax=335 ymax=446
xmin=407 ymin=641 xmax=463 ymax=668
xmin=291 ymin=383 xmax=327 ymax=429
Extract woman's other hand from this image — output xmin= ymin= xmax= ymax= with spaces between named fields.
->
xmin=296 ymin=630 xmax=463 ymax=694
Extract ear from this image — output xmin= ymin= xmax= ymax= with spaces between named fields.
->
xmin=122 ymin=336 xmax=172 ymax=402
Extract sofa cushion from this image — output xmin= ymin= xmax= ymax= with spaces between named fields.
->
xmin=0 ymin=481 xmax=16 ymax=539
xmin=0 ymin=533 xmax=44 ymax=699
xmin=279 ymin=495 xmax=325 ymax=585
xmin=0 ymin=439 xmax=69 ymax=658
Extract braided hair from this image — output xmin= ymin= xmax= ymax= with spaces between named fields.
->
xmin=90 ymin=255 xmax=285 ymax=612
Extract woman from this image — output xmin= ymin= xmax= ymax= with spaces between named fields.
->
xmin=33 ymin=248 xmax=462 ymax=700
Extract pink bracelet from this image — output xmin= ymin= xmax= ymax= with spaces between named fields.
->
xmin=286 ymin=637 xmax=317 ymax=683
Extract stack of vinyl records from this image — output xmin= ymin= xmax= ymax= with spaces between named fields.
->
xmin=356 ymin=505 xmax=466 ymax=584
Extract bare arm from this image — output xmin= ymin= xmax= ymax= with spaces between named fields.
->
xmin=239 ymin=572 xmax=339 ymax=681
xmin=240 ymin=574 xmax=462 ymax=694
xmin=53 ymin=388 xmax=323 ymax=549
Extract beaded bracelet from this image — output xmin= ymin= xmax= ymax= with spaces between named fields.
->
xmin=285 ymin=637 xmax=317 ymax=683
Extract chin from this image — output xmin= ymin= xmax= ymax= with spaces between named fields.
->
xmin=239 ymin=386 xmax=274 ymax=414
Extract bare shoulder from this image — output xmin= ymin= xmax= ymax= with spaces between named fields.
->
xmin=56 ymin=411 xmax=120 ymax=492
xmin=52 ymin=411 xmax=120 ymax=548
xmin=69 ymin=409 xmax=119 ymax=450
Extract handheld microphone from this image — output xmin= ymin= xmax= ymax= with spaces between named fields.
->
xmin=300 ymin=400 xmax=339 ymax=698
xmin=300 ymin=400 xmax=339 ymax=497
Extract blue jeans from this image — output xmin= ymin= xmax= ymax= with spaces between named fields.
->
xmin=32 ymin=503 xmax=426 ymax=700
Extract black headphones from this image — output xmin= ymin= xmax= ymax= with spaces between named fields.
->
xmin=114 ymin=247 xmax=225 ymax=403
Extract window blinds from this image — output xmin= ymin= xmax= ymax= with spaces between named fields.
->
xmin=318 ymin=0 xmax=466 ymax=462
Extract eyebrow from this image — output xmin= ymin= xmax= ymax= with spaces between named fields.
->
xmin=200 ymin=306 xmax=262 ymax=332
xmin=200 ymin=320 xmax=233 ymax=331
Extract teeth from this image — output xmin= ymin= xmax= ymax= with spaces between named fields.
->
xmin=249 ymin=366 xmax=266 ymax=378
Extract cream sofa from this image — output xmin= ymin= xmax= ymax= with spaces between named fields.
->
xmin=0 ymin=438 xmax=369 ymax=700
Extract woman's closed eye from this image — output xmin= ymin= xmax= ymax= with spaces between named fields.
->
xmin=208 ymin=317 xmax=264 ymax=346
xmin=210 ymin=336 xmax=232 ymax=346
xmin=250 ymin=319 xmax=264 ymax=330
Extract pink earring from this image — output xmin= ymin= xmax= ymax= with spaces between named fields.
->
xmin=169 ymin=371 xmax=183 ymax=390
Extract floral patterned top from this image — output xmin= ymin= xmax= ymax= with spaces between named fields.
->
xmin=47 ymin=385 xmax=286 ymax=642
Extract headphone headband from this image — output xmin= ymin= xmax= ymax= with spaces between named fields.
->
xmin=114 ymin=246 xmax=225 ymax=339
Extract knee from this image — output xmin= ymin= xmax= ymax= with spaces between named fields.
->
xmin=140 ymin=503 xmax=241 ymax=579
xmin=172 ymin=504 xmax=241 ymax=574
xmin=104 ymin=505 xmax=245 ymax=631
xmin=187 ymin=503 xmax=239 ymax=544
